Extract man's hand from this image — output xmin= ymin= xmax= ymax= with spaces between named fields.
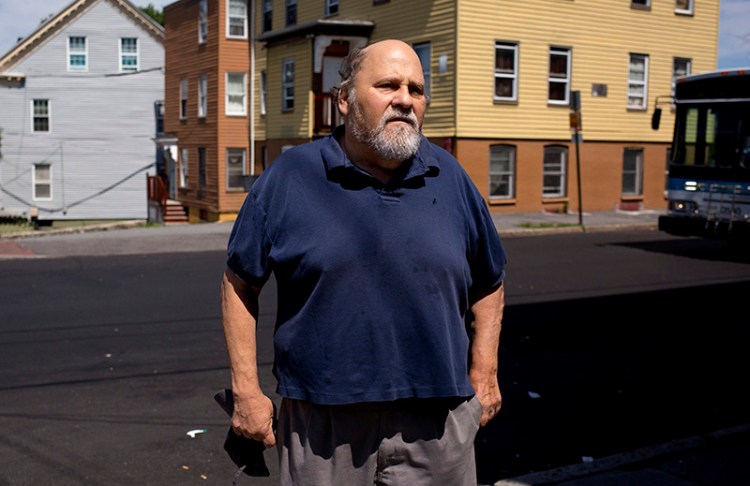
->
xmin=471 ymin=372 xmax=502 ymax=427
xmin=231 ymin=391 xmax=276 ymax=448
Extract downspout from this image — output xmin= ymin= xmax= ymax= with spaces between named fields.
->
xmin=250 ymin=0 xmax=256 ymax=177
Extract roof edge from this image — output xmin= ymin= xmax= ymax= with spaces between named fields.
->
xmin=0 ymin=0 xmax=164 ymax=72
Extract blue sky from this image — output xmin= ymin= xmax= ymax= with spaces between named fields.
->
xmin=0 ymin=0 xmax=748 ymax=69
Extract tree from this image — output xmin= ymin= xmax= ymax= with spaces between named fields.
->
xmin=140 ymin=4 xmax=164 ymax=26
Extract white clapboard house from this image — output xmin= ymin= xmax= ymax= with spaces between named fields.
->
xmin=0 ymin=0 xmax=164 ymax=222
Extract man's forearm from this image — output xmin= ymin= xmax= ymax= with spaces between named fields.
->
xmin=221 ymin=268 xmax=262 ymax=396
xmin=221 ymin=268 xmax=276 ymax=446
xmin=469 ymin=283 xmax=505 ymax=426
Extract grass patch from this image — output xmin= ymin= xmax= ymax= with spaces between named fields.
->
xmin=519 ymin=222 xmax=581 ymax=229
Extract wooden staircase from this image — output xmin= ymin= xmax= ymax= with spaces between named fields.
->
xmin=164 ymin=199 xmax=189 ymax=224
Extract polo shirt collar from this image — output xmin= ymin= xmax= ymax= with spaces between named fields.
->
xmin=322 ymin=125 xmax=439 ymax=184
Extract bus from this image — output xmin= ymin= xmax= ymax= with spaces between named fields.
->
xmin=653 ymin=68 xmax=750 ymax=243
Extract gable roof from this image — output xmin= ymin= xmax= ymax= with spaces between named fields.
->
xmin=0 ymin=0 xmax=164 ymax=72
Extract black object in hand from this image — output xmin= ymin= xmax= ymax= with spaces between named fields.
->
xmin=214 ymin=388 xmax=277 ymax=477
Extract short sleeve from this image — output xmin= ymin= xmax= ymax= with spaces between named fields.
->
xmin=226 ymin=190 xmax=273 ymax=288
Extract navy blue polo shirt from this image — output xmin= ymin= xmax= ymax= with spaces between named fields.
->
xmin=227 ymin=127 xmax=506 ymax=405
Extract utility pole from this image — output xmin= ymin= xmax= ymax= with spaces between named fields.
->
xmin=570 ymin=91 xmax=584 ymax=228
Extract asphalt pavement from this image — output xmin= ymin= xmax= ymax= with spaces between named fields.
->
xmin=2 ymin=209 xmax=749 ymax=485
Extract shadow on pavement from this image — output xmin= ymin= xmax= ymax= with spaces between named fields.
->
xmin=476 ymin=280 xmax=750 ymax=484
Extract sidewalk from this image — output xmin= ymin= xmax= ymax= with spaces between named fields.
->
xmin=490 ymin=209 xmax=662 ymax=237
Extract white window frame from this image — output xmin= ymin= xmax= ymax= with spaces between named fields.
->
xmin=33 ymin=163 xmax=53 ymax=201
xmin=120 ymin=37 xmax=139 ymax=73
xmin=67 ymin=36 xmax=87 ymax=72
xmin=631 ymin=0 xmax=650 ymax=8
xmin=494 ymin=42 xmax=518 ymax=102
xmin=226 ymin=148 xmax=247 ymax=190
xmin=282 ymin=58 xmax=295 ymax=112
xmin=180 ymin=78 xmax=188 ymax=119
xmin=325 ymin=0 xmax=339 ymax=16
xmin=413 ymin=42 xmax=431 ymax=102
xmin=543 ymin=146 xmax=568 ymax=198
xmin=675 ymin=0 xmax=693 ymax=15
xmin=489 ymin=145 xmax=516 ymax=200
xmin=199 ymin=74 xmax=208 ymax=118
xmin=226 ymin=0 xmax=248 ymax=39
xmin=31 ymin=99 xmax=50 ymax=133
xmin=548 ymin=47 xmax=571 ymax=105
xmin=260 ymin=70 xmax=267 ymax=115
xmin=627 ymin=54 xmax=649 ymax=110
xmin=199 ymin=0 xmax=208 ymax=43
xmin=622 ymin=148 xmax=644 ymax=196
xmin=179 ymin=148 xmax=189 ymax=188
xmin=226 ymin=72 xmax=247 ymax=116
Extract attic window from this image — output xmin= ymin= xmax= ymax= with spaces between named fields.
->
xmin=68 ymin=36 xmax=87 ymax=71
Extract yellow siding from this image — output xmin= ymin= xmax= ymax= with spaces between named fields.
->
xmin=264 ymin=37 xmax=312 ymax=139
xmin=457 ymin=0 xmax=719 ymax=142
xmin=337 ymin=0 xmax=458 ymax=136
xmin=251 ymin=37 xmax=267 ymax=141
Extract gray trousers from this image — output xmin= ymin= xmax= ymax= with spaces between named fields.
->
xmin=277 ymin=396 xmax=482 ymax=486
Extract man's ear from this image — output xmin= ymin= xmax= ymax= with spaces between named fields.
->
xmin=337 ymin=87 xmax=350 ymax=116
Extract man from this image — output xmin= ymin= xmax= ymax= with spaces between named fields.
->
xmin=221 ymin=39 xmax=506 ymax=485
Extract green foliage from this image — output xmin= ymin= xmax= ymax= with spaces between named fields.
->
xmin=140 ymin=4 xmax=165 ymax=26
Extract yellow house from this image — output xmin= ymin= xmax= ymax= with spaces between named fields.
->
xmin=165 ymin=0 xmax=719 ymax=220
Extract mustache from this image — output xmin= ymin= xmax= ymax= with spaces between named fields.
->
xmin=383 ymin=109 xmax=419 ymax=129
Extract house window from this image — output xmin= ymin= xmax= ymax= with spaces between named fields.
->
xmin=325 ymin=0 xmax=339 ymax=16
xmin=226 ymin=72 xmax=247 ymax=115
xmin=675 ymin=0 xmax=693 ymax=14
xmin=31 ymin=99 xmax=50 ymax=133
xmin=155 ymin=101 xmax=164 ymax=135
xmin=413 ymin=42 xmax=431 ymax=101
xmin=631 ymin=0 xmax=650 ymax=8
xmin=286 ymin=0 xmax=297 ymax=26
xmin=120 ymin=38 xmax=138 ymax=72
xmin=33 ymin=164 xmax=52 ymax=200
xmin=199 ymin=74 xmax=208 ymax=118
xmin=199 ymin=0 xmax=208 ymax=43
xmin=622 ymin=148 xmax=644 ymax=196
xmin=672 ymin=57 xmax=691 ymax=101
xmin=263 ymin=0 xmax=272 ymax=32
xmin=627 ymin=54 xmax=648 ymax=110
xmin=198 ymin=148 xmax=207 ymax=189
xmin=282 ymin=59 xmax=295 ymax=111
xmin=548 ymin=47 xmax=571 ymax=105
xmin=226 ymin=148 xmax=246 ymax=190
xmin=68 ymin=36 xmax=87 ymax=71
xmin=543 ymin=146 xmax=567 ymax=198
xmin=489 ymin=145 xmax=516 ymax=200
xmin=494 ymin=42 xmax=518 ymax=102
xmin=180 ymin=78 xmax=188 ymax=119
xmin=227 ymin=0 xmax=247 ymax=38
xmin=180 ymin=148 xmax=189 ymax=188
xmin=260 ymin=70 xmax=267 ymax=115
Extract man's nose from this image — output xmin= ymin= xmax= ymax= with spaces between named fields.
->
xmin=392 ymin=85 xmax=413 ymax=108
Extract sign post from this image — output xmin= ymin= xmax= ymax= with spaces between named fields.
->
xmin=570 ymin=91 xmax=584 ymax=228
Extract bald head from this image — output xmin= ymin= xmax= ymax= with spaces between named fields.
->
xmin=336 ymin=39 xmax=424 ymax=103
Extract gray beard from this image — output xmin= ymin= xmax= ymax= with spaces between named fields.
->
xmin=348 ymin=98 xmax=422 ymax=163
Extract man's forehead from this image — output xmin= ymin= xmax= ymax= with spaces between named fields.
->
xmin=359 ymin=44 xmax=423 ymax=78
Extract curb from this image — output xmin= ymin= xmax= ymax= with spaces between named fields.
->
xmin=0 ymin=220 xmax=148 ymax=240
